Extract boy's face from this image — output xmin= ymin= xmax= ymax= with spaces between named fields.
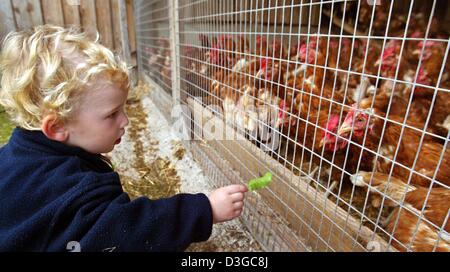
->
xmin=64 ymin=80 xmax=129 ymax=154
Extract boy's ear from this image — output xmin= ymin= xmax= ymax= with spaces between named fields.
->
xmin=41 ymin=114 xmax=69 ymax=142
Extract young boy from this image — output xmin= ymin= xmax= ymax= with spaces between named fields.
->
xmin=0 ymin=25 xmax=247 ymax=251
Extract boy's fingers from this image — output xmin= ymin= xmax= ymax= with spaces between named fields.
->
xmin=226 ymin=184 xmax=248 ymax=194
xmin=233 ymin=201 xmax=244 ymax=210
xmin=234 ymin=209 xmax=242 ymax=217
xmin=230 ymin=192 xmax=244 ymax=202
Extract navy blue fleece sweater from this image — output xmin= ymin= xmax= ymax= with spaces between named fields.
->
xmin=0 ymin=128 xmax=213 ymax=251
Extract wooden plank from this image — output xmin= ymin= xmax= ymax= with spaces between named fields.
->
xmin=110 ymin=0 xmax=121 ymax=51
xmin=113 ymin=0 xmax=136 ymax=86
xmin=95 ymin=0 xmax=114 ymax=49
xmin=0 ymin=0 xmax=16 ymax=39
xmin=62 ymin=0 xmax=81 ymax=27
xmin=42 ymin=0 xmax=64 ymax=26
xmin=186 ymin=97 xmax=395 ymax=252
xmin=79 ymin=0 xmax=97 ymax=41
xmin=11 ymin=0 xmax=43 ymax=30
xmin=126 ymin=0 xmax=135 ymax=53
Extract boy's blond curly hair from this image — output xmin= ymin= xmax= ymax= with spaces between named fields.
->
xmin=0 ymin=24 xmax=129 ymax=130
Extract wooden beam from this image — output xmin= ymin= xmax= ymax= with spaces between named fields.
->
xmin=126 ymin=0 xmax=135 ymax=53
xmin=79 ymin=0 xmax=97 ymax=41
xmin=62 ymin=0 xmax=81 ymax=27
xmin=95 ymin=0 xmax=114 ymax=49
xmin=115 ymin=0 xmax=137 ymax=86
xmin=42 ymin=0 xmax=64 ymax=26
xmin=110 ymin=0 xmax=122 ymax=52
xmin=11 ymin=0 xmax=43 ymax=30
xmin=0 ymin=0 xmax=16 ymax=39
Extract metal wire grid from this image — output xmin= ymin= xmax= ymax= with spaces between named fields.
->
xmin=189 ymin=140 xmax=309 ymax=251
xmin=135 ymin=0 xmax=173 ymax=95
xmin=135 ymin=0 xmax=450 ymax=252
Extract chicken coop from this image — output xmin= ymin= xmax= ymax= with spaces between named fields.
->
xmin=135 ymin=0 xmax=450 ymax=252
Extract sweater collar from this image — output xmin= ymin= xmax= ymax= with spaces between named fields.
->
xmin=10 ymin=127 xmax=113 ymax=173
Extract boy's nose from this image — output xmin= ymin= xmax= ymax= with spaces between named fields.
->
xmin=121 ymin=113 xmax=129 ymax=128
xmin=124 ymin=115 xmax=129 ymax=127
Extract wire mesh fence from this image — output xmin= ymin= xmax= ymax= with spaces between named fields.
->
xmin=135 ymin=0 xmax=173 ymax=95
xmin=135 ymin=0 xmax=450 ymax=252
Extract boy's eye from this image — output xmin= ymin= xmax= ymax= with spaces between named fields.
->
xmin=107 ymin=111 xmax=118 ymax=118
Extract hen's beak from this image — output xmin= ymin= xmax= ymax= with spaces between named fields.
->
xmin=337 ymin=123 xmax=353 ymax=136
xmin=412 ymin=49 xmax=422 ymax=56
xmin=374 ymin=59 xmax=381 ymax=67
xmin=318 ymin=138 xmax=325 ymax=148
xmin=318 ymin=136 xmax=335 ymax=149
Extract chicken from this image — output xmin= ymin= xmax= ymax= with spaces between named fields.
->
xmin=385 ymin=205 xmax=450 ymax=252
xmin=354 ymin=38 xmax=382 ymax=78
xmin=285 ymin=96 xmax=351 ymax=192
xmin=182 ymin=45 xmax=211 ymax=97
xmin=234 ymin=85 xmax=259 ymax=132
xmin=255 ymin=88 xmax=290 ymax=143
xmin=283 ymin=62 xmax=350 ymax=158
xmin=350 ymin=171 xmax=417 ymax=208
xmin=255 ymin=35 xmax=268 ymax=57
xmin=338 ymin=108 xmax=450 ymax=187
xmin=360 ymin=84 xmax=431 ymax=131
xmin=375 ymin=40 xmax=410 ymax=80
xmin=212 ymin=80 xmax=243 ymax=127
xmin=411 ymin=40 xmax=448 ymax=97
xmin=359 ymin=79 xmax=449 ymax=140
xmin=209 ymin=34 xmax=237 ymax=69
xmin=322 ymin=37 xmax=354 ymax=71
xmin=236 ymin=35 xmax=250 ymax=55
xmin=350 ymin=171 xmax=450 ymax=252
xmin=284 ymin=38 xmax=343 ymax=108
xmin=358 ymin=0 xmax=390 ymax=35
xmin=228 ymin=35 xmax=255 ymax=74
xmin=209 ymin=71 xmax=246 ymax=104
xmin=408 ymin=13 xmax=443 ymax=39
xmin=351 ymin=170 xmax=450 ymax=229
xmin=405 ymin=186 xmax=450 ymax=233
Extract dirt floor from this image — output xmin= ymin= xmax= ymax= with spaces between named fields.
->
xmin=109 ymin=82 xmax=262 ymax=252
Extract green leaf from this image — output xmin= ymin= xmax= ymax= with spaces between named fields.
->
xmin=247 ymin=172 xmax=272 ymax=191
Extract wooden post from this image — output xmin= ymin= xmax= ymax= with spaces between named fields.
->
xmin=114 ymin=0 xmax=136 ymax=86
xmin=62 ymin=0 xmax=81 ymax=27
xmin=95 ymin=0 xmax=114 ymax=49
xmin=11 ymin=0 xmax=43 ymax=30
xmin=80 ymin=0 xmax=98 ymax=41
xmin=126 ymin=0 xmax=136 ymax=55
xmin=169 ymin=0 xmax=181 ymax=105
xmin=110 ymin=0 xmax=121 ymax=52
xmin=42 ymin=0 xmax=64 ymax=26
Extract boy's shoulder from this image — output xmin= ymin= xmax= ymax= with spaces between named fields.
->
xmin=0 ymin=128 xmax=120 ymax=194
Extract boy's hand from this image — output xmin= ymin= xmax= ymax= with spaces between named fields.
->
xmin=208 ymin=184 xmax=248 ymax=224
